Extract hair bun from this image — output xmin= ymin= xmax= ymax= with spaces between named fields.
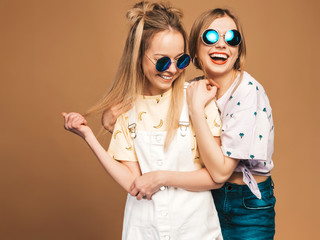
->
xmin=155 ymin=3 xmax=183 ymax=19
xmin=126 ymin=1 xmax=152 ymax=25
xmin=126 ymin=1 xmax=183 ymax=26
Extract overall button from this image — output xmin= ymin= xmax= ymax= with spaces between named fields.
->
xmin=227 ymin=185 xmax=233 ymax=190
xmin=161 ymin=211 xmax=168 ymax=216
xmin=155 ymin=135 xmax=162 ymax=142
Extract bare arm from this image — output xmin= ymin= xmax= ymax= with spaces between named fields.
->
xmin=162 ymin=168 xmax=223 ymax=191
xmin=129 ymin=167 xmax=223 ymax=200
xmin=187 ymin=81 xmax=239 ymax=183
xmin=63 ymin=112 xmax=140 ymax=192
xmin=84 ymin=132 xmax=141 ymax=191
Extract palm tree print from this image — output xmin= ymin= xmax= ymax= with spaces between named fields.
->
xmin=248 ymin=81 xmax=253 ymax=85
xmin=259 ymin=135 xmax=263 ymax=140
xmin=237 ymin=102 xmax=240 ymax=106
xmin=250 ymin=155 xmax=255 ymax=159
xmin=239 ymin=133 xmax=244 ymax=138
xmin=226 ymin=151 xmax=232 ymax=157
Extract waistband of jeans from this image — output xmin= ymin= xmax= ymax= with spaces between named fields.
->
xmin=221 ymin=176 xmax=274 ymax=193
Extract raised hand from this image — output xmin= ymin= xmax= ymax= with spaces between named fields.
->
xmin=187 ymin=79 xmax=218 ymax=115
xmin=62 ymin=112 xmax=93 ymax=139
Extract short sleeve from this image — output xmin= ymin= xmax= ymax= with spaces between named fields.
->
xmin=220 ymin=80 xmax=274 ymax=161
xmin=204 ymin=99 xmax=222 ymax=136
xmin=107 ymin=113 xmax=138 ymax=162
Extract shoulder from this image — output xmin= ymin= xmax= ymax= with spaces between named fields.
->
xmin=233 ymin=72 xmax=271 ymax=108
xmin=111 ymin=110 xmax=133 ymax=145
xmin=239 ymin=72 xmax=266 ymax=91
xmin=237 ymin=72 xmax=269 ymax=95
xmin=114 ymin=111 xmax=130 ymax=130
xmin=236 ymin=72 xmax=260 ymax=96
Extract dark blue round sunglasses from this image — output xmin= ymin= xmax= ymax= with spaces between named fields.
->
xmin=146 ymin=54 xmax=191 ymax=72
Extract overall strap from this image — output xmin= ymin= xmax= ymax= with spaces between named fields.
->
xmin=179 ymin=83 xmax=190 ymax=137
xmin=128 ymin=105 xmax=137 ymax=138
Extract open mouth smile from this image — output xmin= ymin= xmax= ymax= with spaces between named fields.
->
xmin=158 ymin=74 xmax=173 ymax=81
xmin=209 ymin=52 xmax=229 ymax=65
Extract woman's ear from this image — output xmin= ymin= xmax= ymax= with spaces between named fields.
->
xmin=192 ymin=56 xmax=201 ymax=69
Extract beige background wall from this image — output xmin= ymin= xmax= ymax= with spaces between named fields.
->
xmin=1 ymin=0 xmax=319 ymax=239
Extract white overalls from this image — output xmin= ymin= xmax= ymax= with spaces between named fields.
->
xmin=121 ymin=87 xmax=223 ymax=240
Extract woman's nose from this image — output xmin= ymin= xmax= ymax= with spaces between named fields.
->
xmin=167 ymin=61 xmax=178 ymax=73
xmin=215 ymin=36 xmax=226 ymax=48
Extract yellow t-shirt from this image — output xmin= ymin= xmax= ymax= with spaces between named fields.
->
xmin=108 ymin=89 xmax=222 ymax=170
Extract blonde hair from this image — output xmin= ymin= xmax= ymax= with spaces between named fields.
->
xmin=189 ymin=8 xmax=246 ymax=75
xmin=87 ymin=1 xmax=188 ymax=149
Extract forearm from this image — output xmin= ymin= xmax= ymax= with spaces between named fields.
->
xmin=190 ymin=109 xmax=238 ymax=183
xmin=162 ymin=168 xmax=223 ymax=191
xmin=84 ymin=134 xmax=139 ymax=192
xmin=129 ymin=167 xmax=222 ymax=200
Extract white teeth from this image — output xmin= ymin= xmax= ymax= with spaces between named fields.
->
xmin=160 ymin=75 xmax=173 ymax=80
xmin=211 ymin=53 xmax=228 ymax=59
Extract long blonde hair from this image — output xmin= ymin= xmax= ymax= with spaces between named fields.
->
xmin=87 ymin=1 xmax=188 ymax=149
xmin=189 ymin=8 xmax=246 ymax=75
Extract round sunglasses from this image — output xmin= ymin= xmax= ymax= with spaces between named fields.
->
xmin=146 ymin=54 xmax=191 ymax=72
xmin=201 ymin=29 xmax=241 ymax=47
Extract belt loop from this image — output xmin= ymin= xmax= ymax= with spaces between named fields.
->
xmin=241 ymin=184 xmax=244 ymax=199
xmin=270 ymin=177 xmax=274 ymax=189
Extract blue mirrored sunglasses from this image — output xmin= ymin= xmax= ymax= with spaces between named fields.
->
xmin=201 ymin=29 xmax=241 ymax=47
xmin=146 ymin=54 xmax=191 ymax=72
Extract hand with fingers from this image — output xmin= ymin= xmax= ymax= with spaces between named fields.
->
xmin=205 ymin=78 xmax=220 ymax=90
xmin=129 ymin=171 xmax=164 ymax=200
xmin=62 ymin=112 xmax=93 ymax=139
xmin=187 ymin=79 xmax=218 ymax=115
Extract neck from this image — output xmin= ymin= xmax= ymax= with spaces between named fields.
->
xmin=207 ymin=69 xmax=240 ymax=99
xmin=142 ymin=86 xmax=172 ymax=96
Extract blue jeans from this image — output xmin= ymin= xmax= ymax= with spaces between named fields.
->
xmin=211 ymin=176 xmax=276 ymax=240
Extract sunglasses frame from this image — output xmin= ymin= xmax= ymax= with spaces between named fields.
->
xmin=201 ymin=29 xmax=241 ymax=47
xmin=145 ymin=54 xmax=191 ymax=72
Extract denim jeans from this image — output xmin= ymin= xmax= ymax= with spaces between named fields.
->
xmin=211 ymin=176 xmax=276 ymax=240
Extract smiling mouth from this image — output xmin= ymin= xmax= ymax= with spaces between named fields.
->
xmin=209 ymin=53 xmax=228 ymax=65
xmin=158 ymin=74 xmax=173 ymax=81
